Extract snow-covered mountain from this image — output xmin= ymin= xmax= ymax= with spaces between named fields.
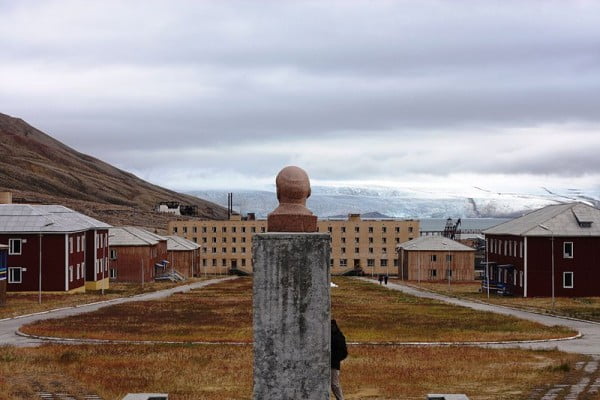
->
xmin=189 ymin=185 xmax=600 ymax=219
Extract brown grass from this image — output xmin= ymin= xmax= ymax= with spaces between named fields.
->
xmin=0 ymin=278 xmax=210 ymax=320
xmin=0 ymin=344 xmax=586 ymax=400
xmin=402 ymin=279 xmax=600 ymax=322
xmin=22 ymin=277 xmax=574 ymax=342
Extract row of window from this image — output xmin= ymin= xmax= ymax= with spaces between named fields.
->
xmin=488 ymin=238 xmax=575 ymax=259
xmin=175 ymin=225 xmax=415 ymax=235
xmin=9 ymin=259 xmax=109 ymax=284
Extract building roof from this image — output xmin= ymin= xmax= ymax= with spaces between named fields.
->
xmin=0 ymin=204 xmax=111 ymax=233
xmin=166 ymin=235 xmax=200 ymax=251
xmin=397 ymin=236 xmax=475 ymax=252
xmin=109 ymin=226 xmax=166 ymax=246
xmin=482 ymin=203 xmax=600 ymax=237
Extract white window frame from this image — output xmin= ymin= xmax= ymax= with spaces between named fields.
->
xmin=77 ymin=236 xmax=80 ymax=252
xmin=8 ymin=238 xmax=22 ymax=255
xmin=69 ymin=237 xmax=73 ymax=254
xmin=69 ymin=265 xmax=74 ymax=282
xmin=563 ymin=271 xmax=574 ymax=289
xmin=563 ymin=242 xmax=574 ymax=259
xmin=109 ymin=268 xmax=117 ymax=279
xmin=76 ymin=263 xmax=80 ymax=280
xmin=110 ymin=249 xmax=117 ymax=260
xmin=8 ymin=267 xmax=22 ymax=283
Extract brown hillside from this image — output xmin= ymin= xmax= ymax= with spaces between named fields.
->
xmin=0 ymin=112 xmax=228 ymax=231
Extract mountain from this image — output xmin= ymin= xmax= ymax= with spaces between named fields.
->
xmin=0 ymin=113 xmax=227 ymax=230
xmin=190 ymin=185 xmax=600 ymax=220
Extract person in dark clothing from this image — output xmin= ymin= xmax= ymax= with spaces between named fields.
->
xmin=331 ymin=319 xmax=348 ymax=400
xmin=384 ymin=275 xmax=388 ymax=285
xmin=378 ymin=274 xmax=383 ymax=284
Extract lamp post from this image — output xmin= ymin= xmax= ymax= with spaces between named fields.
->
xmin=538 ymin=224 xmax=555 ymax=311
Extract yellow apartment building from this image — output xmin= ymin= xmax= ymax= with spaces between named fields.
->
xmin=168 ymin=213 xmax=419 ymax=276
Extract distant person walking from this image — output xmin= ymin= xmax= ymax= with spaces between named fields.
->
xmin=378 ymin=274 xmax=383 ymax=285
xmin=384 ymin=275 xmax=388 ymax=285
xmin=331 ymin=319 xmax=348 ymax=400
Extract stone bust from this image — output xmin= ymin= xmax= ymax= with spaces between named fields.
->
xmin=267 ymin=166 xmax=317 ymax=232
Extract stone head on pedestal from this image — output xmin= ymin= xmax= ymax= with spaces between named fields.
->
xmin=267 ymin=166 xmax=318 ymax=232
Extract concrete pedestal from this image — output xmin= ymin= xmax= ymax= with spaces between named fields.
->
xmin=252 ymin=233 xmax=331 ymax=400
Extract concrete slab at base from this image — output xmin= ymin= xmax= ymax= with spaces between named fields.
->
xmin=427 ymin=394 xmax=470 ymax=400
xmin=122 ymin=394 xmax=168 ymax=400
xmin=252 ymin=233 xmax=331 ymax=400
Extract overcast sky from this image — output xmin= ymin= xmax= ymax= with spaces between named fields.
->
xmin=1 ymin=0 xmax=599 ymax=195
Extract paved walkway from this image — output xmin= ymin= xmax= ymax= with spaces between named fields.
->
xmin=359 ymin=277 xmax=600 ymax=355
xmin=0 ymin=276 xmax=237 ymax=347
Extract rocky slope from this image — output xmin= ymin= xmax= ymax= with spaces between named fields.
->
xmin=0 ymin=113 xmax=227 ymax=231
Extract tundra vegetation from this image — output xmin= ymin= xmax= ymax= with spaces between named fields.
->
xmin=1 ymin=277 xmax=587 ymax=399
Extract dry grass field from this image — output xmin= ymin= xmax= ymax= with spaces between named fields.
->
xmin=21 ymin=277 xmax=574 ymax=342
xmin=403 ymin=279 xmax=600 ymax=322
xmin=0 ymin=344 xmax=586 ymax=400
xmin=0 ymin=279 xmax=209 ymax=320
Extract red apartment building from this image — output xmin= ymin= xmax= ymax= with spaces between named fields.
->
xmin=483 ymin=203 xmax=600 ymax=297
xmin=0 ymin=204 xmax=111 ymax=293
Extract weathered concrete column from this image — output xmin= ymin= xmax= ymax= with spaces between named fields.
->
xmin=253 ymin=166 xmax=331 ymax=399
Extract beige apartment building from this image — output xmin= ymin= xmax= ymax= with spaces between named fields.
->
xmin=168 ymin=213 xmax=419 ymax=276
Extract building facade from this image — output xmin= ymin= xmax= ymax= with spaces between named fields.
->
xmin=166 ymin=235 xmax=200 ymax=278
xmin=483 ymin=203 xmax=600 ymax=297
xmin=0 ymin=204 xmax=110 ymax=293
xmin=108 ymin=226 xmax=168 ymax=283
xmin=397 ymin=236 xmax=475 ymax=281
xmin=168 ymin=213 xmax=419 ymax=275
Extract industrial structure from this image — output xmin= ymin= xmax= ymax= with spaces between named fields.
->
xmin=483 ymin=202 xmax=600 ymax=297
xmin=168 ymin=213 xmax=419 ymax=275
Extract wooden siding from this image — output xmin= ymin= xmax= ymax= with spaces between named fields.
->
xmin=109 ymin=241 xmax=168 ymax=283
xmin=167 ymin=249 xmax=200 ymax=278
xmin=399 ymin=249 xmax=475 ymax=281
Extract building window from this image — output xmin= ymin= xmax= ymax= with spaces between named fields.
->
xmin=202 ymin=259 xmax=207 ymax=267
xmin=368 ymin=227 xmax=373 ymax=233
xmin=232 ymin=247 xmax=237 ymax=253
xmin=8 ymin=239 xmax=22 ymax=255
xmin=222 ymin=259 xmax=227 ymax=267
xmin=242 ymin=227 xmax=246 ymax=233
xmin=341 ymin=247 xmax=346 ymax=254
xmin=232 ymin=226 xmax=237 ymax=233
xmin=563 ymin=272 xmax=574 ymax=288
xmin=242 ymin=247 xmax=246 ymax=253
xmin=408 ymin=227 xmax=413 ymax=233
xmin=69 ymin=237 xmax=73 ymax=254
xmin=212 ymin=247 xmax=217 ymax=253
xmin=563 ymin=242 xmax=574 ymax=258
xmin=232 ymin=237 xmax=237 ymax=243
xmin=393 ymin=259 xmax=398 ymax=267
xmin=341 ymin=227 xmax=346 ymax=233
xmin=446 ymin=269 xmax=452 ymax=277
xmin=381 ymin=259 xmax=388 ymax=267
xmin=355 ymin=227 xmax=360 ymax=233
xmin=109 ymin=268 xmax=117 ymax=279
xmin=222 ymin=247 xmax=227 ymax=253
xmin=328 ymin=227 xmax=333 ymax=233
xmin=202 ymin=237 xmax=207 ymax=243
xmin=368 ymin=237 xmax=373 ymax=243
xmin=367 ymin=259 xmax=375 ymax=267
xmin=340 ymin=259 xmax=347 ymax=267
xmin=76 ymin=263 xmax=80 ymax=280
xmin=182 ymin=227 xmax=187 ymax=234
xmin=241 ymin=259 xmax=246 ymax=267
xmin=222 ymin=237 xmax=227 ymax=243
xmin=222 ymin=227 xmax=227 ymax=233
xmin=520 ymin=242 xmax=523 ymax=258
xmin=430 ymin=255 xmax=437 ymax=262
xmin=212 ymin=259 xmax=217 ymax=267
xmin=173 ymin=227 xmax=178 ymax=233
xmin=395 ymin=227 xmax=400 ymax=233
xmin=193 ymin=227 xmax=197 ymax=233
xmin=242 ymin=237 xmax=246 ymax=243
xmin=382 ymin=227 xmax=387 ymax=233
xmin=341 ymin=237 xmax=346 ymax=243
xmin=382 ymin=247 xmax=387 ymax=254
xmin=76 ymin=236 xmax=80 ymax=252
xmin=330 ymin=259 xmax=334 ymax=267
xmin=446 ymin=254 xmax=452 ymax=262
xmin=354 ymin=238 xmax=359 ymax=244
xmin=251 ymin=227 xmax=256 ymax=233
xmin=395 ymin=238 xmax=400 ymax=244
xmin=382 ymin=238 xmax=387 ymax=244
xmin=261 ymin=227 xmax=266 ymax=233
xmin=354 ymin=247 xmax=359 ymax=254
xmin=8 ymin=267 xmax=22 ymax=283
xmin=202 ymin=227 xmax=207 ymax=233
xmin=368 ymin=247 xmax=374 ymax=253
xmin=429 ymin=269 xmax=437 ymax=278
xmin=212 ymin=227 xmax=217 ymax=233
xmin=212 ymin=237 xmax=217 ymax=243
xmin=69 ymin=266 xmax=73 ymax=282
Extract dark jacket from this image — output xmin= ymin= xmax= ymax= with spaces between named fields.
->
xmin=331 ymin=329 xmax=348 ymax=370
